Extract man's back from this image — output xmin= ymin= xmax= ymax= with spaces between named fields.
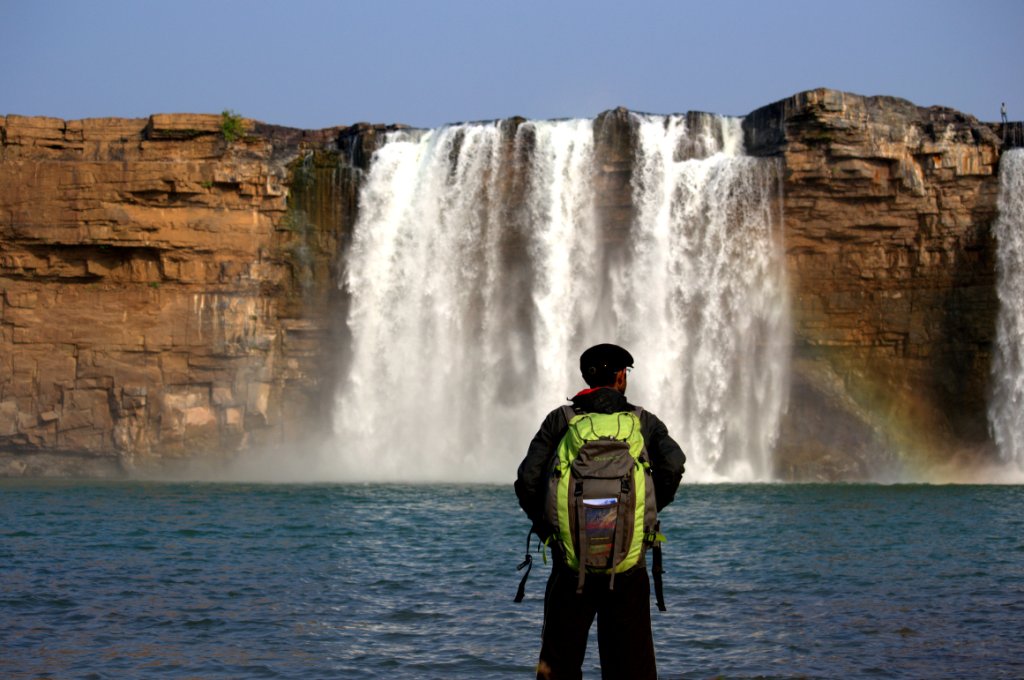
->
xmin=515 ymin=344 xmax=685 ymax=679
xmin=516 ymin=387 xmax=684 ymax=530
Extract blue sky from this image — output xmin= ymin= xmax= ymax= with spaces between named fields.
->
xmin=3 ymin=0 xmax=1021 ymax=129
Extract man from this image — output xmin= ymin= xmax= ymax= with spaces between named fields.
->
xmin=515 ymin=343 xmax=685 ymax=680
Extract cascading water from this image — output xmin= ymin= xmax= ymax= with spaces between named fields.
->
xmin=988 ymin=149 xmax=1024 ymax=470
xmin=613 ymin=114 xmax=788 ymax=481
xmin=331 ymin=113 xmax=789 ymax=482
xmin=334 ymin=120 xmax=601 ymax=482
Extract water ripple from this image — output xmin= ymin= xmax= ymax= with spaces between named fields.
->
xmin=1 ymin=481 xmax=1022 ymax=678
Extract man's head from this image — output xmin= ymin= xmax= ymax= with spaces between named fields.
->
xmin=579 ymin=343 xmax=634 ymax=390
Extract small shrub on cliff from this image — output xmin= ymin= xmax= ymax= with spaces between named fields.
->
xmin=220 ymin=109 xmax=245 ymax=143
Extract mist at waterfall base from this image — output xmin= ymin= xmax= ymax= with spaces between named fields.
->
xmin=4 ymin=480 xmax=1023 ymax=679
xmin=310 ymin=112 xmax=790 ymax=485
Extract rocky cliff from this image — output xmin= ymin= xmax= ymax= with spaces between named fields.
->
xmin=0 ymin=91 xmax=1014 ymax=479
xmin=0 ymin=112 xmax=392 ymax=475
xmin=745 ymin=90 xmax=1006 ymax=479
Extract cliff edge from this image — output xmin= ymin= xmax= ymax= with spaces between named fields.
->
xmin=0 ymin=91 xmax=1015 ymax=479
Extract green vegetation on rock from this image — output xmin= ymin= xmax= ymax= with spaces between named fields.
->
xmin=220 ymin=109 xmax=245 ymax=143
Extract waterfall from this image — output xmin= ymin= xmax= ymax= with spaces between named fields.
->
xmin=613 ymin=114 xmax=789 ymax=481
xmin=989 ymin=149 xmax=1024 ymax=469
xmin=331 ymin=113 xmax=788 ymax=483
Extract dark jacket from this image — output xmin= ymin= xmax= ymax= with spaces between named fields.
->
xmin=514 ymin=387 xmax=685 ymax=536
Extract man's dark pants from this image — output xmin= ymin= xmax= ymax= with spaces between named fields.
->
xmin=536 ymin=563 xmax=657 ymax=680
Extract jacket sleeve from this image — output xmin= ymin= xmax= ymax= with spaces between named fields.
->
xmin=641 ymin=411 xmax=685 ymax=511
xmin=514 ymin=407 xmax=568 ymax=534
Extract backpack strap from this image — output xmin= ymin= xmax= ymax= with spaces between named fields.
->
xmin=633 ymin=405 xmax=667 ymax=611
xmin=560 ymin=404 xmax=577 ymax=428
xmin=607 ymin=476 xmax=630 ymax=592
xmin=513 ymin=529 xmax=535 ymax=603
xmin=574 ymin=481 xmax=588 ymax=594
xmin=652 ymin=543 xmax=666 ymax=611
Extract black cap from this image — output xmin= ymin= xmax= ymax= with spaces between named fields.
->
xmin=579 ymin=343 xmax=634 ymax=387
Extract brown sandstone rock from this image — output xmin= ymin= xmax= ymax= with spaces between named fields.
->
xmin=1 ymin=112 xmax=343 ymax=474
xmin=745 ymin=88 xmax=1003 ymax=478
xmin=0 ymin=92 xmax=1013 ymax=479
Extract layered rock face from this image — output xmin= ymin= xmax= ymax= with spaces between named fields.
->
xmin=0 ymin=91 xmax=1014 ymax=479
xmin=744 ymin=90 xmax=1005 ymax=478
xmin=0 ymin=113 xmax=364 ymax=475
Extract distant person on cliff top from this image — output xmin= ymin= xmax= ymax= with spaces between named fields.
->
xmin=515 ymin=343 xmax=685 ymax=680
xmin=1002 ymin=102 xmax=1008 ymax=125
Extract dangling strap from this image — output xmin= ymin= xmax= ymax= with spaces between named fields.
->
xmin=513 ymin=530 xmax=534 ymax=603
xmin=574 ymin=482 xmax=588 ymax=594
xmin=651 ymin=524 xmax=667 ymax=612
xmin=607 ymin=512 xmax=618 ymax=592
xmin=607 ymin=476 xmax=631 ymax=592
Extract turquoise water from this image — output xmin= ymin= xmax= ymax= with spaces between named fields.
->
xmin=2 ymin=482 xmax=1022 ymax=679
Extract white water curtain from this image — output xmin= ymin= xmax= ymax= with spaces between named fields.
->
xmin=332 ymin=114 xmax=789 ymax=482
xmin=989 ymin=149 xmax=1024 ymax=469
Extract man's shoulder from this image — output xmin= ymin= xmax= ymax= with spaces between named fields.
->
xmin=537 ymin=403 xmax=573 ymax=432
xmin=545 ymin=403 xmax=573 ymax=418
xmin=631 ymin=404 xmax=662 ymax=422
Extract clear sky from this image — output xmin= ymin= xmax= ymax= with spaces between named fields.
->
xmin=3 ymin=0 xmax=1021 ymax=130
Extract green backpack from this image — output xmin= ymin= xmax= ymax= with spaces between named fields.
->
xmin=515 ymin=406 xmax=666 ymax=609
